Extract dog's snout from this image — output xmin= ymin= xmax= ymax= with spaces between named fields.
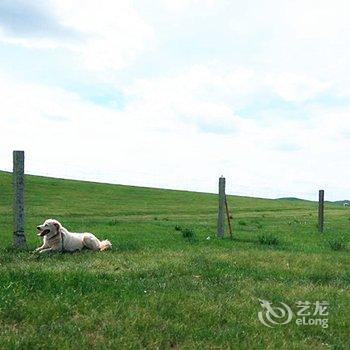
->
xmin=36 ymin=226 xmax=41 ymax=230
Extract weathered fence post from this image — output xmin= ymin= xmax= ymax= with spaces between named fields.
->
xmin=318 ymin=189 xmax=324 ymax=233
xmin=217 ymin=176 xmax=225 ymax=237
xmin=13 ymin=151 xmax=26 ymax=249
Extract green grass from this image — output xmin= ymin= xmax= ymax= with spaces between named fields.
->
xmin=0 ymin=170 xmax=349 ymax=349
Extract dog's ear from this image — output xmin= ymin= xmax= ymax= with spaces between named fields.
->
xmin=53 ymin=222 xmax=60 ymax=232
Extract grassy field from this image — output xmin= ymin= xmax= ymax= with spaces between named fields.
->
xmin=0 ymin=170 xmax=349 ymax=349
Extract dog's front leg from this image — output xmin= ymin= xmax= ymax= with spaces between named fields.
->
xmin=34 ymin=244 xmax=47 ymax=252
xmin=39 ymin=248 xmax=56 ymax=254
xmin=39 ymin=246 xmax=62 ymax=254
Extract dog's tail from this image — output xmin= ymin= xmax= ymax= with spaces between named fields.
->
xmin=99 ymin=239 xmax=112 ymax=251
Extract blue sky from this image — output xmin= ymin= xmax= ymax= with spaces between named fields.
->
xmin=1 ymin=0 xmax=350 ymax=200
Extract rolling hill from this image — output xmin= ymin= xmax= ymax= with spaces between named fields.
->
xmin=0 ymin=170 xmax=349 ymax=349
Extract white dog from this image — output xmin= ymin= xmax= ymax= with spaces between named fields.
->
xmin=35 ymin=219 xmax=112 ymax=253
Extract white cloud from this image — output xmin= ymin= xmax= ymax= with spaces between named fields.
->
xmin=1 ymin=0 xmax=350 ymax=200
xmin=1 ymin=63 xmax=350 ymax=200
xmin=283 ymin=0 xmax=350 ymax=40
xmin=161 ymin=0 xmax=217 ymax=12
xmin=0 ymin=26 xmax=71 ymax=49
xmin=0 ymin=0 xmax=155 ymax=71
xmin=53 ymin=0 xmax=155 ymax=71
xmin=266 ymin=73 xmax=330 ymax=102
xmin=124 ymin=64 xmax=260 ymax=129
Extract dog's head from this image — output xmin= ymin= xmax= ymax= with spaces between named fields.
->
xmin=36 ymin=219 xmax=62 ymax=238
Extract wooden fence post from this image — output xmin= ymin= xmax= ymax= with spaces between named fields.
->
xmin=217 ymin=176 xmax=225 ymax=237
xmin=318 ymin=189 xmax=324 ymax=233
xmin=13 ymin=151 xmax=26 ymax=249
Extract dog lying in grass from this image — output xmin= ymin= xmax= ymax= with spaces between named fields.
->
xmin=35 ymin=219 xmax=112 ymax=253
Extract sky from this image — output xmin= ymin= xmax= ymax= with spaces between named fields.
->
xmin=1 ymin=0 xmax=350 ymax=200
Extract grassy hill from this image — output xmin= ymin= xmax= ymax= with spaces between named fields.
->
xmin=333 ymin=200 xmax=350 ymax=206
xmin=0 ymin=170 xmax=349 ymax=349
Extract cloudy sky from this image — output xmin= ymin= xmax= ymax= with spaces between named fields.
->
xmin=1 ymin=0 xmax=350 ymax=200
